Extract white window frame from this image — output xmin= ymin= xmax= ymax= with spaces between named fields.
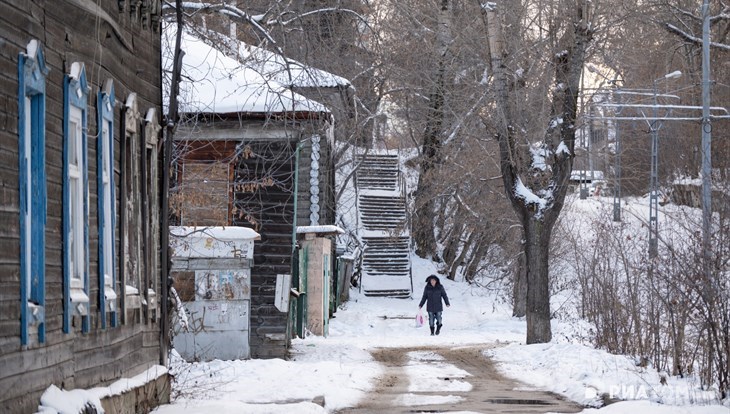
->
xmin=102 ymin=120 xmax=114 ymax=292
xmin=97 ymin=80 xmax=118 ymax=328
xmin=68 ymin=106 xmax=85 ymax=292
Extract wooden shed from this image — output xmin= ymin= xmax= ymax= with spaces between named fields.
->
xmin=0 ymin=1 xmax=168 ymax=412
xmin=169 ymin=31 xmax=341 ymax=358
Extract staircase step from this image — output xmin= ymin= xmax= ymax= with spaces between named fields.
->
xmin=361 ymin=214 xmax=406 ymax=218
xmin=361 ymin=220 xmax=406 ymax=225
xmin=360 ymin=204 xmax=405 ymax=209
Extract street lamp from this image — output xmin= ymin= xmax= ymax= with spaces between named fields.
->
xmin=649 ymin=70 xmax=682 ymax=258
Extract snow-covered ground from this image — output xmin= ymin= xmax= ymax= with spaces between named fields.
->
xmin=153 ymin=249 xmax=728 ymax=413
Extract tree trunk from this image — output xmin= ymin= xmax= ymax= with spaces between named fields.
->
xmin=524 ymin=218 xmax=553 ymax=343
xmin=512 ymin=248 xmax=527 ymax=317
xmin=414 ymin=0 xmax=452 ymax=259
xmin=448 ymin=231 xmax=475 ymax=280
xmin=464 ymin=235 xmax=489 ymax=283
xmin=442 ymin=216 xmax=464 ymax=265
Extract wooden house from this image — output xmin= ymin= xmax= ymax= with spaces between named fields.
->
xmin=169 ymin=31 xmax=344 ymax=358
xmin=0 ymin=1 xmax=168 ymax=412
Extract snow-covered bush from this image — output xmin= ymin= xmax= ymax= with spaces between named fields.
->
xmin=559 ymin=196 xmax=730 ymax=400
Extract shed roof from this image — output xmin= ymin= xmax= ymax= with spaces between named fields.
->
xmin=237 ymin=42 xmax=351 ymax=89
xmin=296 ymin=225 xmax=345 ymax=235
xmin=197 ymin=29 xmax=351 ymax=90
xmin=164 ymin=28 xmax=329 ymax=116
xmin=170 ymin=226 xmax=261 ymax=241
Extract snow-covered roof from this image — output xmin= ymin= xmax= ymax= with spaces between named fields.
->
xmin=196 ymin=29 xmax=350 ymax=89
xmin=170 ymin=226 xmax=261 ymax=241
xmin=238 ymin=43 xmax=351 ymax=89
xmin=296 ymin=225 xmax=345 ymax=235
xmin=164 ymin=28 xmax=329 ymax=115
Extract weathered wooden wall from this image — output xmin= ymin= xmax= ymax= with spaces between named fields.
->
xmin=234 ymin=138 xmax=297 ymax=357
xmin=0 ymin=1 xmax=164 ymax=412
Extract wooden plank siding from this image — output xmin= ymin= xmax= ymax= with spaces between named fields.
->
xmin=0 ymin=1 xmax=165 ymax=412
xmin=234 ymin=139 xmax=297 ymax=358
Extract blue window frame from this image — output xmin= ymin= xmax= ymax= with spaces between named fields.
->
xmin=63 ymin=63 xmax=90 ymax=334
xmin=98 ymin=79 xmax=118 ymax=328
xmin=18 ymin=40 xmax=48 ymax=346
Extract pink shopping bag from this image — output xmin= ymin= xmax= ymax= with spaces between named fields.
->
xmin=415 ymin=310 xmax=424 ymax=328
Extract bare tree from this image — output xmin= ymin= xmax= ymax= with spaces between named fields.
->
xmin=479 ymin=1 xmax=592 ymax=343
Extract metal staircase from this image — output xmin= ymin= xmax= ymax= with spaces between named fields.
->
xmin=355 ymin=154 xmax=413 ymax=298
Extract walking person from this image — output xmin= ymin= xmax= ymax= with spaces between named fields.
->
xmin=418 ymin=275 xmax=450 ymax=336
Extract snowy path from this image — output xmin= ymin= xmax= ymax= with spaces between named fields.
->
xmin=337 ymin=345 xmax=582 ymax=414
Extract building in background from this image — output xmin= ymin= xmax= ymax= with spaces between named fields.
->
xmin=168 ymin=30 xmax=344 ymax=358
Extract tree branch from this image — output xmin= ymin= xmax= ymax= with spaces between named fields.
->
xmin=163 ymin=1 xmax=285 ymax=55
xmin=267 ymin=7 xmax=371 ymax=31
xmin=665 ymin=23 xmax=730 ymax=51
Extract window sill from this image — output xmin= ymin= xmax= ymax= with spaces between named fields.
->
xmin=70 ymin=288 xmax=90 ymax=315
xmin=126 ymin=285 xmax=142 ymax=309
xmin=27 ymin=302 xmax=45 ymax=324
xmin=104 ymin=286 xmax=118 ymax=312
xmin=147 ymin=288 xmax=157 ymax=308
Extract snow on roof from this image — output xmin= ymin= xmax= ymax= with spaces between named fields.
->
xmin=196 ymin=29 xmax=350 ymax=89
xmin=238 ymin=42 xmax=351 ymax=89
xmin=296 ymin=225 xmax=345 ymax=235
xmin=170 ymin=226 xmax=261 ymax=241
xmin=164 ymin=28 xmax=329 ymax=115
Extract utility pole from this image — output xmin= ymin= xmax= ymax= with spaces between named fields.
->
xmin=613 ymin=89 xmax=622 ymax=222
xmin=701 ymin=0 xmax=712 ymax=276
xmin=649 ymin=80 xmax=660 ymax=258
xmin=648 ymin=71 xmax=682 ymax=258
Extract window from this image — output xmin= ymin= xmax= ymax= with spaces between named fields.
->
xmin=18 ymin=40 xmax=48 ymax=346
xmin=122 ymin=94 xmax=142 ymax=320
xmin=98 ymin=79 xmax=118 ymax=328
xmin=144 ymin=109 xmax=161 ymax=322
xmin=63 ymin=62 xmax=90 ymax=333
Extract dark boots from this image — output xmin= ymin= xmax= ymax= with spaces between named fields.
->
xmin=430 ymin=326 xmax=435 ymax=336
xmin=436 ymin=323 xmax=442 ymax=335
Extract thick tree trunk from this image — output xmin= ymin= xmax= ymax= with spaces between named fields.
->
xmin=512 ymin=248 xmax=527 ymax=317
xmin=414 ymin=0 xmax=452 ymax=259
xmin=524 ymin=218 xmax=553 ymax=343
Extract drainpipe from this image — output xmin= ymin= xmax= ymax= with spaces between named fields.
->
xmin=292 ymin=141 xmax=301 ymax=254
xmin=292 ymin=140 xmax=306 ymax=338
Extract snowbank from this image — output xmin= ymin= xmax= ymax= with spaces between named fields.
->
xmin=38 ymin=365 xmax=168 ymax=414
xmin=159 ymin=346 xmax=378 ymax=412
xmin=486 ymin=343 xmax=717 ymax=408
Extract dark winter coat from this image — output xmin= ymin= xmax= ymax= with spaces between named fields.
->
xmin=419 ymin=275 xmax=450 ymax=313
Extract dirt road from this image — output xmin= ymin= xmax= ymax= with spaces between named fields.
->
xmin=336 ymin=345 xmax=583 ymax=414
